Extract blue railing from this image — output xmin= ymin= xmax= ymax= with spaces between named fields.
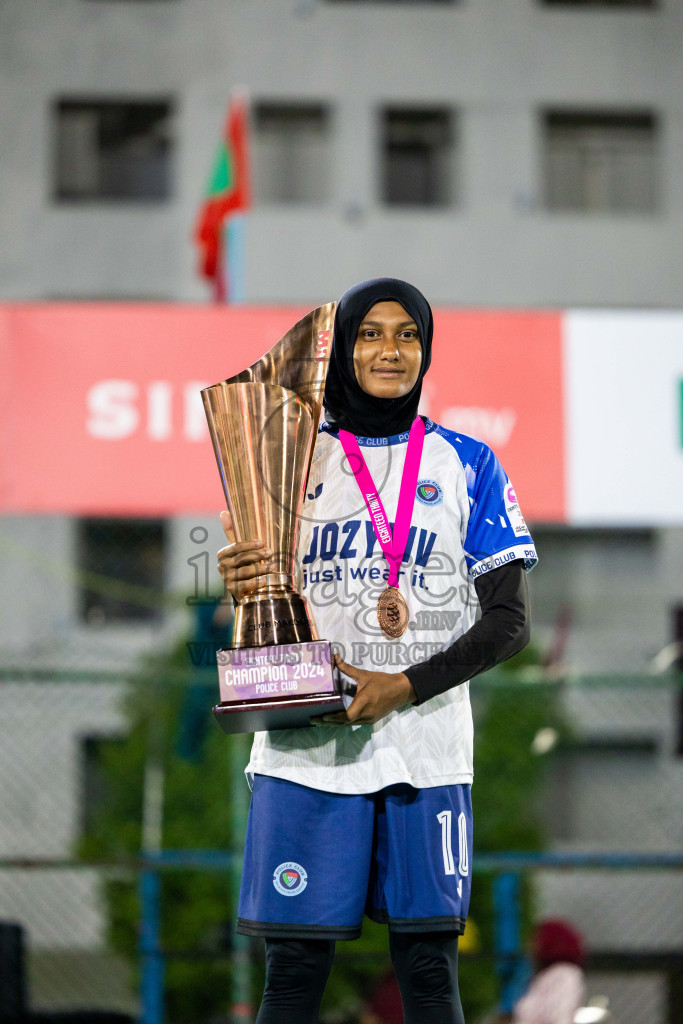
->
xmin=136 ymin=848 xmax=683 ymax=1024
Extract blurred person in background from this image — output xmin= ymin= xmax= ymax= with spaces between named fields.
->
xmin=360 ymin=968 xmax=404 ymax=1024
xmin=218 ymin=278 xmax=537 ymax=1024
xmin=511 ymin=919 xmax=586 ymax=1024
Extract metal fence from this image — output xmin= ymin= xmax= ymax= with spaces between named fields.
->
xmin=0 ymin=666 xmax=681 ymax=1024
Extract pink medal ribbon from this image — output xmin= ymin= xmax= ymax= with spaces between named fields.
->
xmin=338 ymin=417 xmax=426 ymax=638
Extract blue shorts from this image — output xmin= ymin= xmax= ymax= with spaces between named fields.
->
xmin=237 ymin=774 xmax=473 ymax=940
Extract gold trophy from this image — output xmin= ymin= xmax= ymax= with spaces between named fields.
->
xmin=202 ymin=303 xmax=347 ymax=733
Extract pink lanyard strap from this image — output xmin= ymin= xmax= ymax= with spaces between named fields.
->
xmin=338 ymin=417 xmax=426 ymax=589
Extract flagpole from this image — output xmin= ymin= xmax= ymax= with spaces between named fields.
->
xmin=214 ymin=240 xmax=226 ymax=304
xmin=225 ymin=215 xmax=246 ymax=304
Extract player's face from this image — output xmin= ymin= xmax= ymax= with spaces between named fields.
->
xmin=352 ymin=301 xmax=422 ymax=399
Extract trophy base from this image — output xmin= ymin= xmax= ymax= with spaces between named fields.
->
xmin=212 ymin=640 xmax=351 ymax=735
xmin=213 ymin=694 xmax=345 ymax=735
xmin=233 ymin=592 xmax=318 ymax=648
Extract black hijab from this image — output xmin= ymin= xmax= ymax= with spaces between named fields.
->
xmin=323 ymin=277 xmax=433 ymax=438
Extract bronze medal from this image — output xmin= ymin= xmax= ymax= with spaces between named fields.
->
xmin=377 ymin=587 xmax=410 ymax=639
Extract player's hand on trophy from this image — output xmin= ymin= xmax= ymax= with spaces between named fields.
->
xmin=311 ymin=654 xmax=417 ymax=727
xmin=217 ymin=510 xmax=274 ymax=602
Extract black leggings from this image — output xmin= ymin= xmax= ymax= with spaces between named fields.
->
xmin=255 ymin=931 xmax=464 ymax=1024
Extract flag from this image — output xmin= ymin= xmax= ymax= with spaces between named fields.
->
xmin=195 ymin=95 xmax=251 ymax=302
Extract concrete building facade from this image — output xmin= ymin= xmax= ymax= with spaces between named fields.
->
xmin=1 ymin=0 xmax=682 ymax=307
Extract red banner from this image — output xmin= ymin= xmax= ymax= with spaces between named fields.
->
xmin=0 ymin=304 xmax=564 ymax=521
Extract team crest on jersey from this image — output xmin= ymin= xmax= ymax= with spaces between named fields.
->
xmin=416 ymin=479 xmax=443 ymax=506
xmin=273 ymin=861 xmax=308 ymax=896
xmin=504 ymin=482 xmax=528 ymax=537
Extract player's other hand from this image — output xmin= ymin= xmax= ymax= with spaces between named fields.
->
xmin=217 ymin=510 xmax=274 ymax=602
xmin=311 ymin=654 xmax=417 ymax=727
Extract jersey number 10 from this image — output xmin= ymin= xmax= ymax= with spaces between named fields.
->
xmin=437 ymin=810 xmax=468 ymax=878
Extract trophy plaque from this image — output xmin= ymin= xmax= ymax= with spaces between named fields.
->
xmin=202 ymin=303 xmax=350 ymax=734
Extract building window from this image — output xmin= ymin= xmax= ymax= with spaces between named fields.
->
xmin=541 ymin=1 xmax=654 ymax=7
xmin=252 ymin=102 xmax=332 ymax=203
xmin=77 ymin=518 xmax=166 ymax=624
xmin=55 ymin=100 xmax=173 ymax=201
xmin=528 ymin=526 xmax=657 ymax=672
xmin=543 ymin=111 xmax=659 ymax=213
xmin=324 ymin=1 xmax=456 ymax=5
xmin=81 ymin=736 xmax=126 ymax=837
xmin=381 ymin=107 xmax=454 ymax=207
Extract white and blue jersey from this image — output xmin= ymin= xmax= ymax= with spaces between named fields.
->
xmin=245 ymin=417 xmax=537 ymax=795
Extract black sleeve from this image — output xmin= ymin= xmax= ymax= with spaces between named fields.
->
xmin=404 ymin=560 xmax=530 ymax=706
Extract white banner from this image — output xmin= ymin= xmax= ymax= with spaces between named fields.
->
xmin=565 ymin=311 xmax=683 ymax=525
